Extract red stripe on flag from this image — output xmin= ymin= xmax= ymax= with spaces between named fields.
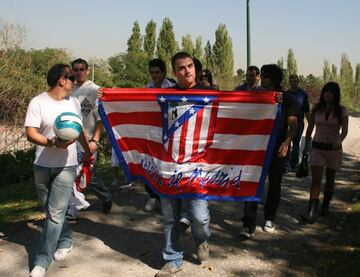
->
xmin=215 ymin=118 xmax=275 ymax=135
xmin=205 ymin=101 xmax=219 ymax=148
xmin=118 ymin=137 xmax=265 ymax=165
xmin=176 ymin=119 xmax=189 ymax=163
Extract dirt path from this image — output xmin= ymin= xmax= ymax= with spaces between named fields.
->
xmin=0 ymin=117 xmax=359 ymax=277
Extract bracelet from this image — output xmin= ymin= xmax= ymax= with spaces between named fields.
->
xmin=89 ymin=139 xmax=99 ymax=146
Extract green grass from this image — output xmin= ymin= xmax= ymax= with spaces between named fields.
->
xmin=0 ymin=161 xmax=115 ymax=229
xmin=0 ymin=181 xmax=42 ymax=228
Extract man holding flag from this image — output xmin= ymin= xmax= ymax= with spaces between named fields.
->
xmin=155 ymin=52 xmax=213 ymax=276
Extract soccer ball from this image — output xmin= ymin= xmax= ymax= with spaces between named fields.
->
xmin=53 ymin=112 xmax=83 ymax=141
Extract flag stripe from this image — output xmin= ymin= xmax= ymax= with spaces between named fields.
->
xmin=215 ymin=118 xmax=275 ymax=135
xmin=178 ymin=117 xmax=189 ymax=163
xmin=128 ymin=163 xmax=258 ymax=197
xmin=192 ymin=107 xmax=204 ymax=156
xmin=117 ymin=138 xmax=266 ymax=165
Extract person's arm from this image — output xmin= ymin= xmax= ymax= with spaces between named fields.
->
xmin=78 ymin=129 xmax=91 ymax=163
xmin=340 ymin=115 xmax=349 ymax=142
xmin=303 ymin=111 xmax=315 ymax=154
xmin=89 ymin=121 xmax=103 ymax=153
xmin=25 ymin=127 xmax=74 ymax=149
xmin=278 ymin=116 xmax=297 ymax=158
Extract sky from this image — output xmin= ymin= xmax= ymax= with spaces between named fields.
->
xmin=0 ymin=0 xmax=359 ymax=76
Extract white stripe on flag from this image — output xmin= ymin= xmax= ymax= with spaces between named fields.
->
xmin=211 ymin=134 xmax=271 ymax=151
xmin=171 ymin=126 xmax=182 ymax=161
xmin=198 ymin=104 xmax=212 ymax=153
xmin=105 ymin=101 xmax=159 ymax=113
xmin=112 ymin=124 xmax=162 ymax=143
xmin=184 ymin=114 xmax=197 ymax=161
xmin=218 ymin=103 xmax=278 ymax=120
xmin=122 ymin=150 xmax=262 ymax=182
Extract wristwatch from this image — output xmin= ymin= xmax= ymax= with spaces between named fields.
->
xmin=89 ymin=139 xmax=99 ymax=146
xmin=47 ymin=138 xmax=57 ymax=148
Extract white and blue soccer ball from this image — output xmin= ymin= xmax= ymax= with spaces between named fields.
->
xmin=53 ymin=112 xmax=83 ymax=141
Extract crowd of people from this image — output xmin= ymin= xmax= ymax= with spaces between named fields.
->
xmin=25 ymin=52 xmax=349 ymax=277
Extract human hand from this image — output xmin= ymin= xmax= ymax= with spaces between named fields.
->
xmin=89 ymin=141 xmax=98 ymax=154
xmin=54 ymin=137 xmax=75 ymax=149
xmin=97 ymin=88 xmax=104 ymax=99
xmin=275 ymin=91 xmax=283 ymax=103
xmin=277 ymin=142 xmax=289 ymax=158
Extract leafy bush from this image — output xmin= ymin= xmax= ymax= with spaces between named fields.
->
xmin=0 ymin=147 xmax=35 ymax=185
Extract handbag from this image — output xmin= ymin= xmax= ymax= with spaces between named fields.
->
xmin=296 ymin=153 xmax=309 ymax=178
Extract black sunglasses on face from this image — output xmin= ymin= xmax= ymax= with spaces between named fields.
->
xmin=65 ymin=75 xmax=76 ymax=82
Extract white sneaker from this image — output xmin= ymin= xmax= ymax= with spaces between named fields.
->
xmin=54 ymin=245 xmax=73 ymax=261
xmin=144 ymin=198 xmax=157 ymax=212
xmin=30 ymin=265 xmax=46 ymax=277
xmin=263 ymin=220 xmax=275 ymax=233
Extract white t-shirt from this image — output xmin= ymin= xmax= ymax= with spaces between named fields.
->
xmin=72 ymin=80 xmax=100 ymax=139
xmin=146 ymin=78 xmax=176 ymax=88
xmin=24 ymin=92 xmax=81 ymax=167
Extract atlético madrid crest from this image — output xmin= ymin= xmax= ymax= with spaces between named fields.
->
xmin=157 ymin=95 xmax=219 ymax=164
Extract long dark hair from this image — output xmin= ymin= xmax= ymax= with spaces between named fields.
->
xmin=313 ymin=82 xmax=343 ymax=124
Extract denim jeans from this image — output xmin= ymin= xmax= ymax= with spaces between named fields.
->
xmin=286 ymin=122 xmax=304 ymax=168
xmin=160 ymin=198 xmax=211 ymax=265
xmin=33 ymin=165 xmax=76 ymax=269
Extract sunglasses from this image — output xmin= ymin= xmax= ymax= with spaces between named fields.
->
xmin=73 ymin=68 xmax=86 ymax=72
xmin=65 ymin=75 xmax=76 ymax=82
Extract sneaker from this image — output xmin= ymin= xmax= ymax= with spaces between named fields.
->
xmin=240 ymin=227 xmax=255 ymax=239
xmin=54 ymin=245 xmax=73 ymax=261
xmin=197 ymin=241 xmax=209 ymax=262
xmin=102 ymin=200 xmax=112 ymax=214
xmin=263 ymin=220 xmax=275 ymax=233
xmin=144 ymin=198 xmax=157 ymax=212
xmin=177 ymin=217 xmax=191 ymax=233
xmin=30 ymin=265 xmax=46 ymax=277
xmin=155 ymin=261 xmax=183 ymax=277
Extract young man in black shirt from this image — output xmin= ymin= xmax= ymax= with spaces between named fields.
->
xmin=240 ymin=64 xmax=298 ymax=239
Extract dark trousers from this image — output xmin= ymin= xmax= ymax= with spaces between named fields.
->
xmin=287 ymin=122 xmax=304 ymax=168
xmin=145 ymin=184 xmax=160 ymax=200
xmin=242 ymin=155 xmax=285 ymax=230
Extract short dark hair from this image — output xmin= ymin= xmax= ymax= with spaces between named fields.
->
xmin=247 ymin=65 xmax=260 ymax=75
xmin=148 ymin=58 xmax=166 ymax=72
xmin=261 ymin=64 xmax=283 ymax=91
xmin=171 ymin=52 xmax=193 ymax=70
xmin=71 ymin=58 xmax=89 ymax=69
xmin=193 ymin=57 xmax=202 ymax=73
xmin=289 ymin=74 xmax=299 ymax=80
xmin=46 ymin=64 xmax=71 ymax=88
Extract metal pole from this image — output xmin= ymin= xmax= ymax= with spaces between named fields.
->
xmin=246 ymin=0 xmax=251 ymax=68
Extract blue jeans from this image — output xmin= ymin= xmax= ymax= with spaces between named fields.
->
xmin=33 ymin=165 xmax=76 ymax=269
xmin=160 ymin=198 xmax=211 ymax=265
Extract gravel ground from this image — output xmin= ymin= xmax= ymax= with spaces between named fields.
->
xmin=0 ymin=116 xmax=359 ymax=277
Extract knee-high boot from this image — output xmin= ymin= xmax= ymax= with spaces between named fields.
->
xmin=320 ymin=193 xmax=333 ymax=216
xmin=301 ymin=199 xmax=319 ymax=224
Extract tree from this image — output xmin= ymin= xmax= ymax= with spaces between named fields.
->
xmin=355 ymin=63 xmax=360 ymax=103
xmin=156 ymin=18 xmax=178 ymax=71
xmin=181 ymin=34 xmax=193 ymax=55
xmin=331 ymin=64 xmax=338 ymax=80
xmin=88 ymin=58 xmax=113 ymax=87
xmin=127 ymin=21 xmax=142 ymax=53
xmin=193 ymin=36 xmax=203 ymax=62
xmin=287 ymin=48 xmax=297 ymax=75
xmin=204 ymin=40 xmax=214 ymax=72
xmin=143 ymin=20 xmax=156 ymax=58
xmin=339 ymin=53 xmax=354 ymax=103
xmin=109 ymin=51 xmax=149 ymax=88
xmin=323 ymin=60 xmax=331 ymax=82
xmin=277 ymin=57 xmax=288 ymax=88
xmin=212 ymin=24 xmax=234 ymax=90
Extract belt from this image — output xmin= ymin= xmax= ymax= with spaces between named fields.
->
xmin=312 ymin=141 xmax=340 ymax=151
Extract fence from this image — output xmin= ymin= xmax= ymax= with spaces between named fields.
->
xmin=0 ymin=125 xmax=33 ymax=154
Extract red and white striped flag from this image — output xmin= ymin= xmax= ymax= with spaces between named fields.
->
xmin=99 ymin=88 xmax=280 ymax=201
